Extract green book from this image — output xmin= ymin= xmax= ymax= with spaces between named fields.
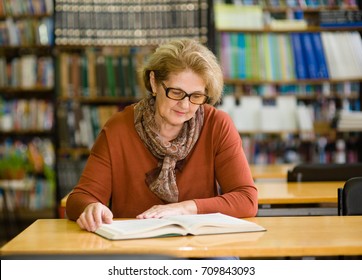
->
xmin=105 ymin=56 xmax=116 ymax=97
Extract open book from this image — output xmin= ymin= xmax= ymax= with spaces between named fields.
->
xmin=95 ymin=213 xmax=266 ymax=240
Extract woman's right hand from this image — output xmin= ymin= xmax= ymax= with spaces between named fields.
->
xmin=76 ymin=202 xmax=113 ymax=232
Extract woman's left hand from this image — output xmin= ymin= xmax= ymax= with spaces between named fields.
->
xmin=136 ymin=200 xmax=197 ymax=219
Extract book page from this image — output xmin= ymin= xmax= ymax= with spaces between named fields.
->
xmin=95 ymin=213 xmax=265 ymax=240
xmin=166 ymin=213 xmax=265 ymax=235
xmin=95 ymin=218 xmax=186 ymax=240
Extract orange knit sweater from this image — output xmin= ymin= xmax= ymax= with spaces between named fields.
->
xmin=66 ymin=103 xmax=258 ymax=220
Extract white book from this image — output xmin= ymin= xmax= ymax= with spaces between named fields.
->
xmin=297 ymin=104 xmax=314 ymax=132
xmin=277 ymin=96 xmax=297 ymax=131
xmin=95 ymin=213 xmax=266 ymax=241
xmin=348 ymin=32 xmax=362 ymax=78
xmin=217 ymin=95 xmax=236 ymax=118
xmin=321 ymin=32 xmax=339 ymax=78
xmin=21 ymin=55 xmax=37 ymax=88
xmin=260 ymin=106 xmax=281 ymax=132
xmin=235 ymin=96 xmax=262 ymax=132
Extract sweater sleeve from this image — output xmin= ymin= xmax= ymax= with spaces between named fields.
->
xmin=193 ymin=110 xmax=258 ymax=218
xmin=66 ymin=129 xmax=113 ymax=221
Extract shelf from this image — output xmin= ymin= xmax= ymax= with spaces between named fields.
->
xmin=0 ymin=208 xmax=56 ymax=220
xmin=0 ymin=87 xmax=53 ymax=93
xmin=227 ymin=94 xmax=360 ymax=100
xmin=0 ymin=13 xmax=53 ymax=20
xmin=57 ymin=96 xmax=140 ymax=104
xmin=0 ymin=6 xmax=57 ymax=223
xmin=261 ymin=6 xmax=360 ymax=13
xmin=216 ymin=26 xmax=362 ymax=33
xmin=0 ymin=45 xmax=53 ymax=50
xmin=224 ymin=78 xmax=362 ymax=85
xmin=0 ymin=130 xmax=54 ymax=137
xmin=57 ymin=147 xmax=91 ymax=157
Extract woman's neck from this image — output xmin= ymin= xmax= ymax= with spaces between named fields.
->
xmin=155 ymin=115 xmax=183 ymax=143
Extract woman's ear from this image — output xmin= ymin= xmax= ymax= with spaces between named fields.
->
xmin=149 ymin=71 xmax=156 ymax=93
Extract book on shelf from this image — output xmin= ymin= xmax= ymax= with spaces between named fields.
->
xmin=300 ymin=33 xmax=318 ymax=79
xmin=320 ymin=10 xmax=362 ymax=28
xmin=321 ymin=32 xmax=362 ymax=79
xmin=310 ymin=32 xmax=329 ymax=79
xmin=220 ymin=32 xmax=232 ymax=79
xmin=95 ymin=213 xmax=266 ymax=241
xmin=276 ymin=96 xmax=298 ymax=131
xmin=54 ymin=0 xmax=208 ymax=46
xmin=237 ymin=33 xmax=246 ymax=79
xmin=260 ymin=106 xmax=281 ymax=132
xmin=214 ymin=3 xmax=263 ymax=30
xmin=290 ymin=33 xmax=307 ymax=79
xmin=337 ymin=110 xmax=362 ymax=132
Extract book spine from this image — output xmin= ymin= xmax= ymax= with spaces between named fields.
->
xmin=300 ymin=32 xmax=318 ymax=79
xmin=310 ymin=32 xmax=329 ymax=79
xmin=290 ymin=33 xmax=307 ymax=80
xmin=236 ymin=33 xmax=246 ymax=79
xmin=54 ymin=0 xmax=208 ymax=46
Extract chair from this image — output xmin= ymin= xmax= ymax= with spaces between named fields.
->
xmin=287 ymin=163 xmax=362 ymax=182
xmin=338 ymin=177 xmax=362 ymax=216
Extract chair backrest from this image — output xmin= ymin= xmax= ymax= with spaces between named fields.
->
xmin=287 ymin=163 xmax=362 ymax=182
xmin=338 ymin=177 xmax=362 ymax=216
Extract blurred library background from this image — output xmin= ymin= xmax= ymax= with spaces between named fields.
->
xmin=1 ymin=0 xmax=362 ymax=244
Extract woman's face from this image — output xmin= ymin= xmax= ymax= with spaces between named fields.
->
xmin=151 ymin=70 xmax=206 ymax=129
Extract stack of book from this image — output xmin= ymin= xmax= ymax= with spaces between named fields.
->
xmin=57 ymin=102 xmax=119 ymax=149
xmin=338 ymin=110 xmax=362 ymax=132
xmin=54 ymin=0 xmax=209 ymax=46
xmin=57 ymin=47 xmax=150 ymax=99
xmin=219 ymin=31 xmax=362 ymax=81
xmin=320 ymin=10 xmax=362 ymax=28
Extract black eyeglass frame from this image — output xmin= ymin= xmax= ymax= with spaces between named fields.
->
xmin=161 ymin=82 xmax=209 ymax=105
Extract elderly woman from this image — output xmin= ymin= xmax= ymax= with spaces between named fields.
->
xmin=66 ymin=39 xmax=258 ymax=232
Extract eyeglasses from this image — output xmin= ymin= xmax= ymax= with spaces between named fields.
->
xmin=161 ymin=82 xmax=209 ymax=105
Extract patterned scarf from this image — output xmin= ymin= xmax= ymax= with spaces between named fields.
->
xmin=134 ymin=96 xmax=204 ymax=202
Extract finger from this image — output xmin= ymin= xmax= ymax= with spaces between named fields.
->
xmin=78 ymin=212 xmax=90 ymax=230
xmin=84 ymin=208 xmax=98 ymax=232
xmin=77 ymin=216 xmax=85 ymax=230
xmin=102 ymin=208 xmax=113 ymax=224
xmin=92 ymin=205 xmax=103 ymax=228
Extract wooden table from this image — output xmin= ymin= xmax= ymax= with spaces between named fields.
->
xmin=1 ymin=216 xmax=362 ymax=259
xmin=59 ymin=181 xmax=342 ymax=217
xmin=250 ymin=164 xmax=294 ymax=181
xmin=58 ymin=194 xmax=69 ymax=218
xmin=256 ymin=181 xmax=343 ymax=216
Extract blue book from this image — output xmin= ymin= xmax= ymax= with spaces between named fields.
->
xmin=237 ymin=33 xmax=246 ymax=79
xmin=300 ymin=33 xmax=318 ymax=79
xmin=230 ymin=33 xmax=239 ymax=79
xmin=290 ymin=33 xmax=307 ymax=80
xmin=310 ymin=32 xmax=329 ymax=78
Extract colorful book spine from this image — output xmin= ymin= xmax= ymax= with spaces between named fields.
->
xmin=54 ymin=0 xmax=208 ymax=46
xmin=220 ymin=32 xmax=231 ymax=79
xmin=230 ymin=33 xmax=239 ymax=79
xmin=300 ymin=33 xmax=318 ymax=79
xmin=310 ymin=32 xmax=329 ymax=79
xmin=290 ymin=33 xmax=307 ymax=80
xmin=237 ymin=33 xmax=246 ymax=79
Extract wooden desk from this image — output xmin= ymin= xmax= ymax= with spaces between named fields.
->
xmin=58 ymin=181 xmax=342 ymax=217
xmin=1 ymin=216 xmax=362 ymax=258
xmin=257 ymin=181 xmax=343 ymax=216
xmin=58 ymin=194 xmax=69 ymax=218
xmin=250 ymin=164 xmax=294 ymax=181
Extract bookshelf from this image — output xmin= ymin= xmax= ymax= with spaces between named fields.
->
xmin=213 ymin=0 xmax=362 ymax=164
xmin=53 ymin=0 xmax=211 ymax=199
xmin=0 ymin=0 xmax=57 ymax=240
